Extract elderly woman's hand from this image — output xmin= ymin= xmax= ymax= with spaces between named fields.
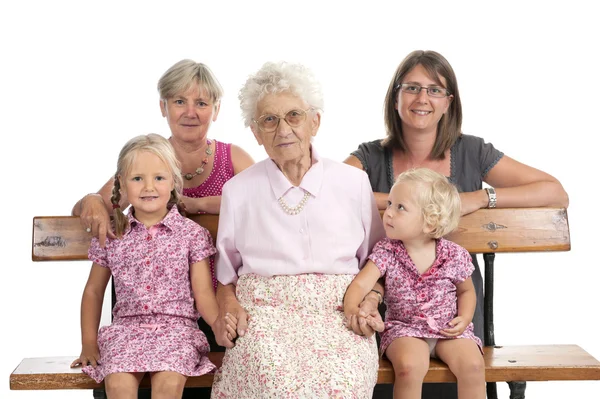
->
xmin=344 ymin=293 xmax=381 ymax=337
xmin=79 ymin=194 xmax=116 ymax=248
xmin=214 ymin=298 xmax=249 ymax=348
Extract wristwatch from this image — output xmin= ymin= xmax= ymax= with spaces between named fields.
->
xmin=485 ymin=187 xmax=497 ymax=208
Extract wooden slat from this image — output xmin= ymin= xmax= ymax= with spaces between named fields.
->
xmin=32 ymin=208 xmax=570 ymax=261
xmin=11 ymin=345 xmax=600 ymax=390
xmin=445 ymin=208 xmax=570 ymax=253
xmin=31 ymin=214 xmax=220 ymax=261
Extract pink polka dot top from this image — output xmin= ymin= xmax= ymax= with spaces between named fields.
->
xmin=183 ymin=140 xmax=234 ymax=199
xmin=183 ymin=140 xmax=234 ymax=291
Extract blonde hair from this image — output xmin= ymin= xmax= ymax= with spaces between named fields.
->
xmin=110 ymin=134 xmax=184 ymax=237
xmin=394 ymin=168 xmax=461 ymax=238
xmin=157 ymin=59 xmax=224 ymax=107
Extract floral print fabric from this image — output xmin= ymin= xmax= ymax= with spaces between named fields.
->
xmin=369 ymin=238 xmax=482 ymax=354
xmin=83 ymin=206 xmax=217 ymax=382
xmin=211 ymin=273 xmax=379 ymax=399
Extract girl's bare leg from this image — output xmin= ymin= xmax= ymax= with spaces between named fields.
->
xmin=104 ymin=372 xmax=144 ymax=399
xmin=150 ymin=371 xmax=188 ymax=399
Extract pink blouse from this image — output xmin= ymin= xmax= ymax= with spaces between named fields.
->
xmin=88 ymin=206 xmax=216 ymax=320
xmin=215 ymin=147 xmax=385 ymax=285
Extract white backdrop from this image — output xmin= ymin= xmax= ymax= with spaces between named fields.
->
xmin=1 ymin=1 xmax=598 ymax=398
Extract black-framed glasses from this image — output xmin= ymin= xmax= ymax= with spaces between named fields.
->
xmin=395 ymin=83 xmax=451 ymax=98
xmin=253 ymin=108 xmax=314 ymax=132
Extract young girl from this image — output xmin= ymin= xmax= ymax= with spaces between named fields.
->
xmin=70 ymin=134 xmax=218 ymax=399
xmin=344 ymin=168 xmax=485 ymax=399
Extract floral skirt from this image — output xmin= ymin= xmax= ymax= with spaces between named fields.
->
xmin=211 ymin=273 xmax=379 ymax=399
xmin=83 ymin=314 xmax=215 ymax=383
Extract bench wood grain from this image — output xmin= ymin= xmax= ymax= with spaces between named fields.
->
xmin=11 ymin=346 xmax=600 ymax=390
xmin=32 ymin=208 xmax=570 ymax=261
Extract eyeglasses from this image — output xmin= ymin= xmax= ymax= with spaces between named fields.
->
xmin=395 ymin=83 xmax=451 ymax=98
xmin=253 ymin=108 xmax=314 ymax=132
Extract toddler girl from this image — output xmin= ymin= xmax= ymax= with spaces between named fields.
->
xmin=344 ymin=168 xmax=484 ymax=399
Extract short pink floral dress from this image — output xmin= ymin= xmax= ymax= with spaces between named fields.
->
xmin=369 ymin=237 xmax=483 ymax=354
xmin=82 ymin=206 xmax=217 ymax=382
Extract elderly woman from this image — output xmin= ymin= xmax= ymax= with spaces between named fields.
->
xmin=72 ymin=59 xmax=254 ymax=398
xmin=211 ymin=62 xmax=385 ymax=398
xmin=344 ymin=50 xmax=569 ymax=399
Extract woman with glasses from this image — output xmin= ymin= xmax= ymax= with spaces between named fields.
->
xmin=344 ymin=50 xmax=569 ymax=398
xmin=211 ymin=61 xmax=385 ymax=398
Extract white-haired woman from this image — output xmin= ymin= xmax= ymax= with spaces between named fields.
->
xmin=211 ymin=62 xmax=385 ymax=398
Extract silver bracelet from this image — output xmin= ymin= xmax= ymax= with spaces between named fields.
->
xmin=484 ymin=187 xmax=497 ymax=208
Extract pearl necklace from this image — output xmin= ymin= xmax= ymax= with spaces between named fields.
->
xmin=183 ymin=140 xmax=213 ymax=181
xmin=278 ymin=191 xmax=311 ymax=215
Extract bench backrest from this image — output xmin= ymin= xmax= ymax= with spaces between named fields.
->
xmin=32 ymin=208 xmax=570 ymax=261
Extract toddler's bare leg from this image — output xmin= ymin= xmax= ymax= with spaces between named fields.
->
xmin=435 ymin=339 xmax=485 ymax=399
xmin=385 ymin=337 xmax=430 ymax=399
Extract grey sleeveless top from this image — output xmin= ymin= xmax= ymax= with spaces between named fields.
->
xmin=350 ymin=134 xmax=503 ymax=194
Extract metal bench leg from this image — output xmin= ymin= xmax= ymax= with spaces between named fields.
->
xmin=483 ymin=252 xmax=498 ymax=399
xmin=508 ymin=381 xmax=526 ymax=399
xmin=92 ymin=389 xmax=107 ymax=399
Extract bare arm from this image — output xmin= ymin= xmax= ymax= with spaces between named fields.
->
xmin=461 ymin=156 xmax=569 ymax=215
xmin=344 ymin=261 xmax=381 ymax=315
xmin=441 ymin=277 xmax=476 ymax=337
xmin=190 ymin=259 xmax=219 ymax=327
xmin=231 ymin=144 xmax=255 ymax=175
xmin=71 ymin=264 xmax=111 ymax=367
xmin=344 ymin=262 xmax=385 ymax=335
xmin=344 ymin=155 xmax=389 ymax=210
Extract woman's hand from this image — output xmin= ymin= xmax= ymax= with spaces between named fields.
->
xmin=70 ymin=342 xmax=100 ymax=368
xmin=79 ymin=194 xmax=115 ymax=248
xmin=440 ymin=316 xmax=469 ymax=337
xmin=213 ymin=298 xmax=249 ymax=348
xmin=459 ymin=190 xmax=488 ymax=216
xmin=182 ymin=195 xmax=221 ymax=214
xmin=344 ymin=294 xmax=381 ymax=337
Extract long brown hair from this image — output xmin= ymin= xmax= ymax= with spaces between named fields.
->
xmin=383 ymin=50 xmax=462 ymax=160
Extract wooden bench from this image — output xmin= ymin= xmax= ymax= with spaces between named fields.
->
xmin=11 ymin=208 xmax=600 ymax=398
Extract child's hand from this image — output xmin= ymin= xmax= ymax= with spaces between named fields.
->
xmin=365 ymin=314 xmax=385 ymax=332
xmin=440 ymin=316 xmax=469 ymax=337
xmin=70 ymin=343 xmax=100 ymax=368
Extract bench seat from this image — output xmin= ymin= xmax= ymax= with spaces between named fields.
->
xmin=11 ymin=345 xmax=600 ymax=390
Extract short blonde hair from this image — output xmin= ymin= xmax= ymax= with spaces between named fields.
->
xmin=238 ymin=61 xmax=324 ymax=128
xmin=394 ymin=168 xmax=461 ymax=238
xmin=110 ymin=134 xmax=184 ymax=237
xmin=157 ymin=59 xmax=224 ymax=106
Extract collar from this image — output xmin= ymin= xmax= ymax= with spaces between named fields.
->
xmin=265 ymin=145 xmax=323 ymax=199
xmin=125 ymin=205 xmax=182 ymax=235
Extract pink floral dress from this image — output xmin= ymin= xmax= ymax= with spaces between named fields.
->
xmin=369 ymin=237 xmax=483 ymax=354
xmin=82 ymin=206 xmax=217 ymax=382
